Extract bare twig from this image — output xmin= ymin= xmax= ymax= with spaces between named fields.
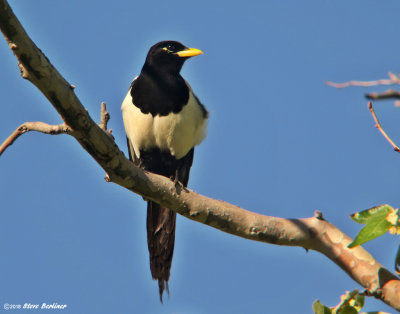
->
xmin=366 ymin=89 xmax=400 ymax=100
xmin=326 ymin=72 xmax=400 ymax=88
xmin=0 ymin=122 xmax=71 ymax=156
xmin=327 ymin=73 xmax=400 ymax=102
xmin=368 ymin=102 xmax=400 ymax=153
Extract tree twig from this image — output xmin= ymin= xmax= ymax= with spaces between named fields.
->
xmin=367 ymin=102 xmax=400 ymax=153
xmin=1 ymin=0 xmax=400 ymax=310
xmin=327 ymin=73 xmax=400 ymax=102
xmin=366 ymin=89 xmax=400 ymax=100
xmin=326 ymin=72 xmax=400 ymax=88
xmin=0 ymin=122 xmax=71 ymax=156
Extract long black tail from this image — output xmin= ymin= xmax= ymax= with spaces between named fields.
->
xmin=134 ymin=146 xmax=194 ymax=302
xmin=147 ymin=201 xmax=176 ymax=302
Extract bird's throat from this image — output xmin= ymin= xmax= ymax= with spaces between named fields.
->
xmin=131 ymin=68 xmax=189 ymax=117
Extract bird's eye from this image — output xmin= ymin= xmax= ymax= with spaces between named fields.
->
xmin=164 ymin=44 xmax=176 ymax=52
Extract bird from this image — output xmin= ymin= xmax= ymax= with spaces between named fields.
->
xmin=121 ymin=40 xmax=208 ymax=301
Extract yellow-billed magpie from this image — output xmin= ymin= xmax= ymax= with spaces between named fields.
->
xmin=121 ymin=41 xmax=208 ymax=301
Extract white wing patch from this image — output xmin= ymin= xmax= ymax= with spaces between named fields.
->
xmin=121 ymin=82 xmax=208 ymax=159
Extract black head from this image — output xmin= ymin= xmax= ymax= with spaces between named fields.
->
xmin=143 ymin=41 xmax=203 ymax=75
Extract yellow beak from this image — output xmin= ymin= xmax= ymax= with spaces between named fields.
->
xmin=176 ymin=47 xmax=204 ymax=58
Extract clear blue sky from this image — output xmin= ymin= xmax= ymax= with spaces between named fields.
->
xmin=1 ymin=0 xmax=400 ymax=313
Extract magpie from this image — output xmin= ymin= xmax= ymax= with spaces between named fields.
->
xmin=121 ymin=41 xmax=208 ymax=301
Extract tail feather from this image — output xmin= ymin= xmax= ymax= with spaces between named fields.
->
xmin=147 ymin=200 xmax=176 ymax=302
xmin=138 ymin=147 xmax=194 ymax=301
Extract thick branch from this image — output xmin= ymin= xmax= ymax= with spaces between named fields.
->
xmin=0 ymin=122 xmax=71 ymax=156
xmin=1 ymin=0 xmax=400 ymax=310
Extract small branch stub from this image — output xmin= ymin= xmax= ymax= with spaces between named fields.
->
xmin=314 ymin=210 xmax=324 ymax=220
xmin=104 ymin=173 xmax=111 ymax=182
xmin=99 ymin=102 xmax=112 ymax=136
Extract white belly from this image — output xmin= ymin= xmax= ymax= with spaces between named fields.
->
xmin=121 ymin=86 xmax=208 ymax=159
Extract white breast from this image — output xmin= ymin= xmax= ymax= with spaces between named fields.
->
xmin=121 ymin=82 xmax=208 ymax=159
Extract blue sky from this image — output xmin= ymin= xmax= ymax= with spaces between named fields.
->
xmin=1 ymin=0 xmax=400 ymax=313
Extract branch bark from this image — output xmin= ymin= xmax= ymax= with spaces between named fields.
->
xmin=1 ymin=0 xmax=400 ymax=311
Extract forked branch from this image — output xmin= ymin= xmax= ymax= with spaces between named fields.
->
xmin=0 ymin=102 xmax=112 ymax=156
xmin=0 ymin=122 xmax=71 ymax=156
xmin=327 ymin=72 xmax=400 ymax=102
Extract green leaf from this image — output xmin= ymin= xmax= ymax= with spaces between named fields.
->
xmin=348 ymin=217 xmax=392 ymax=248
xmin=338 ymin=305 xmax=358 ymax=314
xmin=313 ymin=300 xmax=332 ymax=314
xmin=333 ymin=290 xmax=364 ymax=313
xmin=350 ymin=205 xmax=393 ymax=224
xmin=352 ymin=293 xmax=365 ymax=311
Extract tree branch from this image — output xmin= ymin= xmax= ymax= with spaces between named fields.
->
xmin=0 ymin=122 xmax=71 ymax=156
xmin=327 ymin=73 xmax=400 ymax=102
xmin=326 ymin=72 xmax=400 ymax=88
xmin=0 ymin=102 xmax=111 ymax=156
xmin=1 ymin=0 xmax=400 ymax=310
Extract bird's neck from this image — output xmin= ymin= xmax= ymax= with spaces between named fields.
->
xmin=130 ymin=64 xmax=189 ymax=116
xmin=142 ymin=63 xmax=182 ymax=81
xmin=141 ymin=63 xmax=186 ymax=95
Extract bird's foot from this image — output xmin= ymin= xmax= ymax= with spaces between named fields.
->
xmin=171 ymin=176 xmax=189 ymax=194
xmin=170 ymin=176 xmax=184 ymax=194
